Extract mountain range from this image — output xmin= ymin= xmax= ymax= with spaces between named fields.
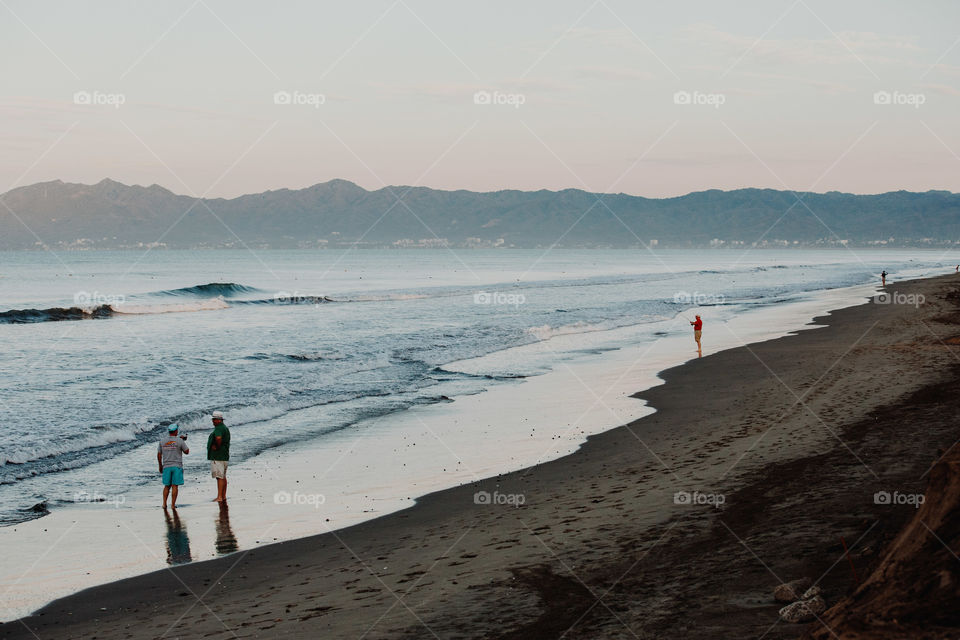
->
xmin=1 ymin=178 xmax=958 ymax=249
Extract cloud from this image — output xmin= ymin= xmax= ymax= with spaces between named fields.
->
xmin=0 ymin=97 xmax=88 ymax=120
xmin=573 ymin=65 xmax=657 ymax=81
xmin=919 ymin=83 xmax=960 ymax=97
xmin=136 ymin=102 xmax=272 ymax=122
xmin=679 ymin=23 xmax=926 ymax=70
xmin=565 ymin=26 xmax=651 ymax=52
xmin=706 ymin=68 xmax=856 ymax=94
xmin=835 ymin=31 xmax=924 ymax=54
xmin=374 ymin=78 xmax=578 ymax=101
xmin=923 ymin=64 xmax=960 ymax=78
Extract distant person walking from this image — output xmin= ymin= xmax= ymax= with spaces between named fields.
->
xmin=207 ymin=410 xmax=231 ymax=503
xmin=690 ymin=314 xmax=703 ymax=356
xmin=158 ymin=424 xmax=189 ymax=509
xmin=881 ymin=270 xmax=888 ymax=286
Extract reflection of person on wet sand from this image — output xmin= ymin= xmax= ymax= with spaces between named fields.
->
xmin=690 ymin=314 xmax=703 ymax=357
xmin=215 ymin=502 xmax=238 ymax=555
xmin=164 ymin=509 xmax=192 ymax=565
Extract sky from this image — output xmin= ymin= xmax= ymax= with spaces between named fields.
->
xmin=1 ymin=0 xmax=959 ymax=199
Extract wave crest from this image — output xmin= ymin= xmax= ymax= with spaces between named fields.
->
xmin=158 ymin=282 xmax=260 ymax=297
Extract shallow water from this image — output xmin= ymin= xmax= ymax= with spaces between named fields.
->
xmin=0 ymin=248 xmax=947 ymax=527
xmin=0 ymin=248 xmax=952 ymax=618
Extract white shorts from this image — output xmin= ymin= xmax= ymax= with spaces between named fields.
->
xmin=210 ymin=460 xmax=228 ymax=479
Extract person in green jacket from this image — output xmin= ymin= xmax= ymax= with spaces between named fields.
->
xmin=207 ymin=410 xmax=231 ymax=503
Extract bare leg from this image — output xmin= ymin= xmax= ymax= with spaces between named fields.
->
xmin=216 ymin=478 xmax=227 ymax=502
xmin=170 ymin=485 xmax=179 ymax=509
xmin=162 ymin=485 xmax=170 ymax=509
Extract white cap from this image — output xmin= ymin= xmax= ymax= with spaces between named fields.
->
xmin=212 ymin=411 xmax=223 ymax=419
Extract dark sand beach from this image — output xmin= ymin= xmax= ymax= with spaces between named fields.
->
xmin=6 ymin=274 xmax=960 ymax=640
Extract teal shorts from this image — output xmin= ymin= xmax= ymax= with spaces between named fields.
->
xmin=162 ymin=466 xmax=184 ymax=486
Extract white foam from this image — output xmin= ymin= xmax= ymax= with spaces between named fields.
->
xmin=2 ymin=424 xmax=151 ymax=469
xmin=112 ymin=298 xmax=230 ymax=315
xmin=525 ymin=320 xmax=618 ymax=341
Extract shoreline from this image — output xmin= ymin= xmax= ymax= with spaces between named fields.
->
xmin=0 ymin=278 xmax=886 ymax=621
xmin=7 ymin=273 xmax=960 ymax=639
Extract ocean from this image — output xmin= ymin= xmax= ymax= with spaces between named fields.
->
xmin=0 ymin=248 xmax=946 ymax=527
xmin=0 ymin=247 xmax=952 ymax=619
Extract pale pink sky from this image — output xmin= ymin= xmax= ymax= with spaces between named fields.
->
xmin=1 ymin=0 xmax=959 ymax=198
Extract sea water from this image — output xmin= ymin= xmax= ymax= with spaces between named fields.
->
xmin=0 ymin=248 xmax=948 ymax=526
xmin=0 ymin=247 xmax=952 ymax=618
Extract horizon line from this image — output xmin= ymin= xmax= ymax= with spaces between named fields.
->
xmin=8 ymin=177 xmax=958 ymax=202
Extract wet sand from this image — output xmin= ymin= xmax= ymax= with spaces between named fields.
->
xmin=5 ymin=273 xmax=960 ymax=639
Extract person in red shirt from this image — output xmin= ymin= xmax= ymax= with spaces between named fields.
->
xmin=690 ymin=315 xmax=703 ymax=356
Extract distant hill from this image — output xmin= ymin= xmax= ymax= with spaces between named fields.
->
xmin=1 ymin=178 xmax=958 ymax=249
